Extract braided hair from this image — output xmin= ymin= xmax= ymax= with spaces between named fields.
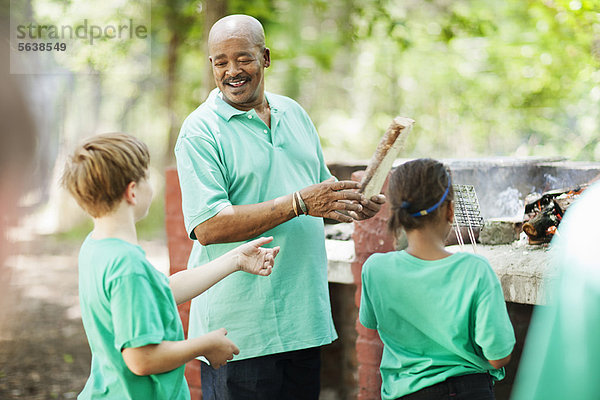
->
xmin=387 ymin=158 xmax=453 ymax=234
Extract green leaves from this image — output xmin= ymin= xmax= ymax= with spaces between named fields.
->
xmin=27 ymin=0 xmax=600 ymax=167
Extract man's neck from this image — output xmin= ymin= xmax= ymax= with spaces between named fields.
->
xmin=91 ymin=205 xmax=138 ymax=245
xmin=254 ymin=98 xmax=271 ymax=128
xmin=220 ymin=90 xmax=271 ymax=127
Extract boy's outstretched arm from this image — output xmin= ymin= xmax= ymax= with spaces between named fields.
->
xmin=169 ymin=236 xmax=280 ymax=305
xmin=488 ymin=353 xmax=512 ymax=369
xmin=122 ymin=328 xmax=238 ymax=376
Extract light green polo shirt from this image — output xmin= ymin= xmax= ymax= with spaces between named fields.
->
xmin=360 ymin=251 xmax=515 ymax=399
xmin=78 ymin=236 xmax=188 ymax=400
xmin=174 ymin=89 xmax=337 ymax=361
xmin=512 ymin=182 xmax=600 ymax=400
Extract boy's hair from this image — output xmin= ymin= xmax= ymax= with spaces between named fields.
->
xmin=387 ymin=158 xmax=454 ymax=233
xmin=61 ymin=133 xmax=150 ymax=218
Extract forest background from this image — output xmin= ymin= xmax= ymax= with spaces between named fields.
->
xmin=1 ymin=1 xmax=599 ymax=398
xmin=6 ymin=0 xmax=600 ymax=235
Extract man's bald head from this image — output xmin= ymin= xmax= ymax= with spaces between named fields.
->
xmin=206 ymin=14 xmax=271 ymax=110
xmin=208 ymin=14 xmax=265 ymax=50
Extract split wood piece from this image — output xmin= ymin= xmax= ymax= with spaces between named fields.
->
xmin=359 ymin=117 xmax=415 ymax=199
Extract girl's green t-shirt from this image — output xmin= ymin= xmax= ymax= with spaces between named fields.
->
xmin=360 ymin=251 xmax=515 ymax=399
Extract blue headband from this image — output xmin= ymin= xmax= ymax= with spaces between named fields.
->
xmin=401 ymin=179 xmax=451 ymax=217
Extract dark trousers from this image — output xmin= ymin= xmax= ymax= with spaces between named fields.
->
xmin=200 ymin=347 xmax=321 ymax=400
xmin=397 ymin=373 xmax=495 ymax=400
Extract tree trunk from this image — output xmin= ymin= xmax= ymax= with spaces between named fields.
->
xmin=202 ymin=0 xmax=228 ymax=99
xmin=166 ymin=30 xmax=180 ymax=164
xmin=164 ymin=0 xmax=228 ymax=164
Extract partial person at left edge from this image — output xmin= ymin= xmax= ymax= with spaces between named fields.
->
xmin=0 ymin=28 xmax=37 ymax=328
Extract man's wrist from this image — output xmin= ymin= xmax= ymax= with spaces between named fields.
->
xmin=296 ymin=191 xmax=308 ymax=215
xmin=292 ymin=192 xmax=299 ymax=217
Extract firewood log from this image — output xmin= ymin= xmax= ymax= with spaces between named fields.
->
xmin=523 ymin=185 xmax=588 ymax=244
xmin=522 ymin=202 xmax=560 ymax=239
xmin=359 ymin=117 xmax=415 ymax=199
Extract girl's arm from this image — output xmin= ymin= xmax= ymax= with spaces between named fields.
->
xmin=122 ymin=328 xmax=237 ymax=375
xmin=169 ymin=236 xmax=279 ymax=305
xmin=489 ymin=353 xmax=512 ymax=369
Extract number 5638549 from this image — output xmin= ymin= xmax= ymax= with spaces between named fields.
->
xmin=17 ymin=42 xmax=66 ymax=51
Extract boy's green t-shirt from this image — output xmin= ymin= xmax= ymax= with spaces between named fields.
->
xmin=359 ymin=251 xmax=515 ymax=400
xmin=78 ymin=236 xmax=189 ymax=400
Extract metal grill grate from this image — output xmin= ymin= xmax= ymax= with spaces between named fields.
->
xmin=452 ymin=185 xmax=484 ymax=228
xmin=452 ymin=185 xmax=483 ymax=252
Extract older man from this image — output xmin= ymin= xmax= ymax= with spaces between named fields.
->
xmin=175 ymin=14 xmax=384 ymax=399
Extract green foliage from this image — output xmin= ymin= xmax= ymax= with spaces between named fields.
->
xmin=30 ymin=0 xmax=152 ymax=74
xmin=30 ymin=0 xmax=600 ymax=178
xmin=302 ymin=0 xmax=600 ymax=161
xmin=17 ymin=0 xmax=597 ymax=239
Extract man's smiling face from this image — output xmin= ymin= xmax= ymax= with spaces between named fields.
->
xmin=209 ymin=35 xmax=270 ymax=111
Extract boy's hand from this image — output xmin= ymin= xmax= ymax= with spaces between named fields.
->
xmin=204 ymin=328 xmax=240 ymax=368
xmin=236 ymin=236 xmax=280 ymax=276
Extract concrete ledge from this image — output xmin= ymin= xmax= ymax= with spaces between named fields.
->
xmin=326 ymin=238 xmax=556 ymax=305
xmin=447 ymin=241 xmax=555 ymax=305
xmin=326 ymin=239 xmax=356 ymax=284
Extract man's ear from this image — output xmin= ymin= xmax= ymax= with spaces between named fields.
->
xmin=123 ymin=181 xmax=137 ymax=205
xmin=263 ymin=47 xmax=271 ymax=68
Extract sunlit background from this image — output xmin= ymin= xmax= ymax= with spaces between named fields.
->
xmin=7 ymin=0 xmax=600 ymax=236
xmin=1 ymin=1 xmax=600 ymax=398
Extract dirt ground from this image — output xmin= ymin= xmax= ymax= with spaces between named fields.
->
xmin=0 ymin=232 xmax=526 ymax=400
xmin=0 ymin=234 xmax=169 ymax=400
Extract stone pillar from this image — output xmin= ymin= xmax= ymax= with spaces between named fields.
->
xmin=165 ymin=167 xmax=202 ymax=400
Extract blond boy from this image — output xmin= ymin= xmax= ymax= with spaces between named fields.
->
xmin=62 ymin=133 xmax=279 ymax=399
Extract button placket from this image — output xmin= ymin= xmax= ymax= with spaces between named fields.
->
xmin=239 ymin=110 xmax=273 ymax=145
xmin=270 ymin=109 xmax=282 ymax=148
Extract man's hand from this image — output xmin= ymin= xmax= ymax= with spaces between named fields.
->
xmin=236 ymin=236 xmax=280 ymax=276
xmin=203 ymin=328 xmax=240 ymax=369
xmin=351 ymin=194 xmax=386 ymax=220
xmin=299 ymin=178 xmax=366 ymax=223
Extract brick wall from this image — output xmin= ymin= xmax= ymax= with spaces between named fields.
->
xmin=351 ymin=170 xmax=394 ymax=400
xmin=165 ymin=167 xmax=202 ymax=400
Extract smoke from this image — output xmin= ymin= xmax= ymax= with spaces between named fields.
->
xmin=493 ymin=187 xmax=525 ymax=219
